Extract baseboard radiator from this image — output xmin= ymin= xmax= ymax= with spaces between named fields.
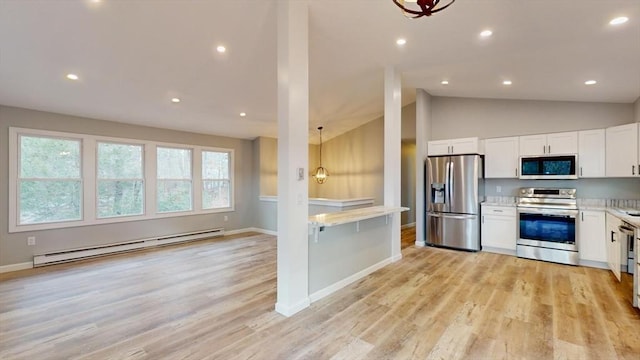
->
xmin=33 ymin=228 xmax=225 ymax=267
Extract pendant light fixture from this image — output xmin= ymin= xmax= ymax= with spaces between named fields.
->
xmin=392 ymin=0 xmax=456 ymax=18
xmin=313 ymin=126 xmax=329 ymax=184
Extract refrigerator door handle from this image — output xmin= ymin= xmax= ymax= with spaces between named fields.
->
xmin=444 ymin=160 xmax=451 ymax=212
xmin=428 ymin=213 xmax=477 ymax=220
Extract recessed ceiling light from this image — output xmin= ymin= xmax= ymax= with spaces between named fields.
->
xmin=171 ymin=98 xmax=181 ymax=103
xmin=480 ymin=30 xmax=493 ymax=38
xmin=585 ymin=80 xmax=597 ymax=85
xmin=66 ymin=73 xmax=79 ymax=80
xmin=216 ymin=45 xmax=226 ymax=53
xmin=441 ymin=80 xmax=449 ymax=85
xmin=396 ymin=38 xmax=407 ymax=46
xmin=609 ymin=17 xmax=629 ymax=26
xmin=503 ymin=80 xmax=512 ymax=85
xmin=240 ymin=112 xmax=246 ymax=117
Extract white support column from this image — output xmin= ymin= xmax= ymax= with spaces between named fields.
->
xmin=415 ymin=89 xmax=431 ymax=247
xmin=384 ymin=66 xmax=402 ymax=261
xmin=275 ymin=0 xmax=310 ymax=317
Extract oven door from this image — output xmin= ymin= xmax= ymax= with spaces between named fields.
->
xmin=517 ymin=207 xmax=578 ymax=251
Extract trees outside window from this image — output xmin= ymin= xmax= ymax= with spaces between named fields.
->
xmin=202 ymin=151 xmax=231 ymax=209
xmin=11 ymin=128 xmax=234 ymax=232
xmin=19 ymin=135 xmax=82 ymax=224
xmin=157 ymin=147 xmax=192 ymax=213
xmin=97 ymin=142 xmax=144 ymax=218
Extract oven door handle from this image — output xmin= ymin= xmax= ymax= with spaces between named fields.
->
xmin=517 ymin=207 xmax=578 ymax=217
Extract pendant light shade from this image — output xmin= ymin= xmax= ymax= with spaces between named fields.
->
xmin=314 ymin=126 xmax=329 ymax=184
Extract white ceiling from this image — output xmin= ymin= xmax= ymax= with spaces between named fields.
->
xmin=1 ymin=0 xmax=639 ymax=142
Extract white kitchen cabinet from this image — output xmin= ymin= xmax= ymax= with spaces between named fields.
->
xmin=578 ymin=210 xmax=606 ymax=263
xmin=606 ymin=123 xmax=638 ymax=177
xmin=606 ymin=212 xmax=622 ymax=281
xmin=427 ymin=140 xmax=451 ymax=156
xmin=428 ymin=137 xmax=479 ymax=155
xmin=484 ymin=136 xmax=519 ymax=178
xmin=481 ymin=205 xmax=516 ymax=254
xmin=578 ymin=129 xmax=605 ymax=178
xmin=519 ymin=131 xmax=578 ymax=156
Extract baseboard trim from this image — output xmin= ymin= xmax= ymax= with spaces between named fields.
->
xmin=482 ymin=246 xmax=517 ymax=256
xmin=401 ymin=222 xmax=416 ymax=229
xmin=225 ymin=228 xmax=277 ymax=236
xmin=309 ymin=256 xmax=393 ymax=303
xmin=275 ymin=298 xmax=311 ymax=317
xmin=0 ymin=262 xmax=33 ymax=273
xmin=579 ymin=259 xmax=609 ymax=270
xmin=414 ymin=241 xmax=426 ymax=247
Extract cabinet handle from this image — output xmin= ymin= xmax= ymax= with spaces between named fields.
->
xmin=611 ymin=231 xmax=615 ymax=243
xmin=581 ymin=212 xmax=584 ymax=221
xmin=548 ymin=145 xmax=551 ymax=153
xmin=543 ymin=145 xmax=546 ymax=154
xmin=580 ymin=167 xmax=583 ymax=177
xmin=515 ymin=168 xmax=518 ymax=177
xmin=633 ymin=165 xmax=636 ymax=175
xmin=482 ymin=215 xmax=484 ymax=224
xmin=494 ymin=210 xmax=503 ymax=213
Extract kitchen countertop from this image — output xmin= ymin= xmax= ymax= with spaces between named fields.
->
xmin=308 ymin=205 xmax=409 ymax=228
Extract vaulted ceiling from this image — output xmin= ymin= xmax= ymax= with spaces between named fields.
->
xmin=1 ymin=0 xmax=639 ymax=141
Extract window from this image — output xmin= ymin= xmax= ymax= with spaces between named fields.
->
xmin=202 ymin=150 xmax=231 ymax=209
xmin=97 ymin=142 xmax=144 ymax=218
xmin=10 ymin=127 xmax=235 ymax=232
xmin=18 ymin=135 xmax=82 ymax=225
xmin=157 ymin=147 xmax=192 ymax=213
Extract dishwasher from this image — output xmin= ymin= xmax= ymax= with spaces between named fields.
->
xmin=619 ymin=222 xmax=638 ymax=308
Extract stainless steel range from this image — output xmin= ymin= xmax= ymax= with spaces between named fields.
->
xmin=516 ymin=187 xmax=579 ymax=265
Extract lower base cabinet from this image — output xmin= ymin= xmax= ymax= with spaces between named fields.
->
xmin=578 ymin=210 xmax=607 ymax=264
xmin=481 ymin=205 xmax=516 ymax=253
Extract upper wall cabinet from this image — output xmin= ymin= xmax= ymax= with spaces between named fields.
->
xmin=428 ymin=137 xmax=480 ymax=156
xmin=578 ymin=129 xmax=605 ymax=178
xmin=484 ymin=136 xmax=519 ymax=178
xmin=606 ymin=123 xmax=639 ymax=177
xmin=519 ymin=131 xmax=578 ymax=156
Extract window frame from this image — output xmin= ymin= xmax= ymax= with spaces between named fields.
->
xmin=16 ymin=133 xmax=84 ymax=227
xmin=95 ymin=140 xmax=146 ymax=220
xmin=9 ymin=127 xmax=235 ymax=233
xmin=201 ymin=149 xmax=233 ymax=210
xmin=155 ymin=145 xmax=194 ymax=214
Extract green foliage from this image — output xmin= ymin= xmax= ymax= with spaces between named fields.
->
xmin=157 ymin=180 xmax=192 ymax=212
xmin=19 ymin=180 xmax=81 ymax=224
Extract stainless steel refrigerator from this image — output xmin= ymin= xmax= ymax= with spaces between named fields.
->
xmin=426 ymin=154 xmax=484 ymax=251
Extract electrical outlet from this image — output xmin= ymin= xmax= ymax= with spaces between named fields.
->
xmin=224 ymin=215 xmax=228 ymax=222
xmin=496 ymin=186 xmax=502 ymax=193
xmin=27 ymin=236 xmax=36 ymax=246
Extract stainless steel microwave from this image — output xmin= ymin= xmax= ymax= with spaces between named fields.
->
xmin=519 ymin=154 xmax=578 ymax=179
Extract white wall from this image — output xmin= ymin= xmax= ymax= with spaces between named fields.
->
xmin=635 ymin=96 xmax=640 ymax=123
xmin=431 ymin=97 xmax=634 ymax=140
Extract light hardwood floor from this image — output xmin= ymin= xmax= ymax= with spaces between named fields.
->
xmin=1 ymin=229 xmax=639 ymax=359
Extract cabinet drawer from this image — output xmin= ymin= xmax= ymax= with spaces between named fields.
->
xmin=482 ymin=206 xmax=516 ymax=216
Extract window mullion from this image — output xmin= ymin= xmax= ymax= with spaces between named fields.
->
xmin=84 ymin=138 xmax=95 ymax=222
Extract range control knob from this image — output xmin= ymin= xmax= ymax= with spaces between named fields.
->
xmin=560 ymin=190 xmax=567 ymax=195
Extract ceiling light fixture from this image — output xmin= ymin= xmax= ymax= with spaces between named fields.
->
xmin=171 ymin=97 xmax=181 ymax=103
xmin=396 ymin=38 xmax=407 ymax=46
xmin=503 ymin=80 xmax=512 ymax=85
xmin=66 ymin=73 xmax=79 ymax=80
xmin=585 ymin=80 xmax=597 ymax=85
xmin=239 ymin=112 xmax=246 ymax=117
xmin=392 ymin=0 xmax=456 ymax=19
xmin=441 ymin=80 xmax=449 ymax=85
xmin=609 ymin=16 xmax=629 ymax=25
xmin=313 ymin=126 xmax=329 ymax=184
xmin=480 ymin=30 xmax=493 ymax=37
xmin=216 ymin=45 xmax=226 ymax=53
